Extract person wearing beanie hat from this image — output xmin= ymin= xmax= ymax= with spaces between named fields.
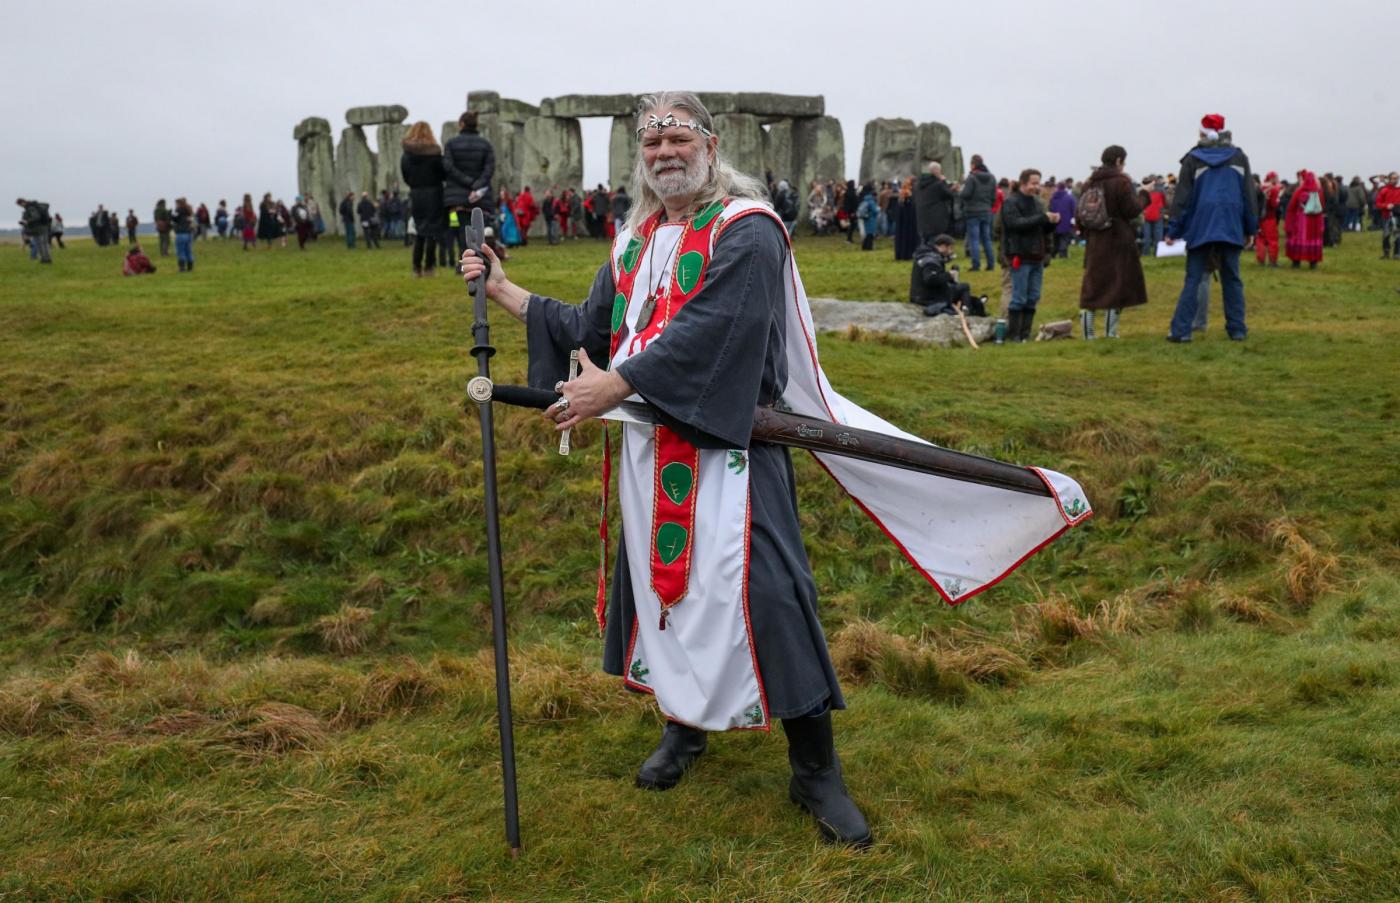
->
xmin=1256 ymin=172 xmax=1283 ymax=266
xmin=1163 ymin=114 xmax=1258 ymax=342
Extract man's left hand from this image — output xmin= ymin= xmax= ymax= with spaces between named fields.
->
xmin=549 ymin=349 xmax=632 ymax=431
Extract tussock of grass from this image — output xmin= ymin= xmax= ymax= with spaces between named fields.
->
xmin=1212 ymin=589 xmax=1289 ymax=627
xmin=1269 ymin=518 xmax=1338 ymax=610
xmin=1014 ymin=592 xmax=1141 ymax=646
xmin=830 ymin=619 xmax=1028 ymax=697
xmin=0 ymin=676 xmax=97 ymax=735
xmin=315 ymin=604 xmax=376 ymax=654
xmin=223 ymin=701 xmax=328 ymax=758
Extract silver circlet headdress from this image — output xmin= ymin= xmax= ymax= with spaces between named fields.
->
xmin=635 ymin=112 xmax=713 ymax=139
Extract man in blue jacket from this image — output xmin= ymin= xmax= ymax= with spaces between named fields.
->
xmin=1163 ymin=114 xmax=1258 ymax=342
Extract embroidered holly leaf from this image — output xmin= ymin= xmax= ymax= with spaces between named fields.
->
xmin=620 ymin=235 xmax=644 ymax=273
xmin=727 ymin=450 xmax=747 ymax=474
xmin=630 ymin=659 xmax=649 ymax=683
xmin=656 ymin=522 xmax=688 ymax=565
xmin=660 ymin=462 xmax=694 ymax=505
xmin=611 ymin=292 xmax=627 ymax=333
xmin=944 ymin=579 xmax=966 ymax=600
xmin=1066 ymin=498 xmax=1087 ymax=517
xmin=745 ymin=704 xmax=764 ymax=726
xmin=692 ymin=202 xmax=723 ymax=230
xmin=676 ymin=251 xmax=705 ymax=294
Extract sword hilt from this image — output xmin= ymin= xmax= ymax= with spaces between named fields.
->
xmin=559 ymin=350 xmax=580 ymax=456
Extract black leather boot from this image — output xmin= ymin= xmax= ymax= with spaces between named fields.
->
xmin=782 ymin=711 xmax=872 ymax=848
xmin=1021 ymin=311 xmax=1037 ymax=342
xmin=635 ymin=721 xmax=707 ymax=791
xmin=1006 ymin=310 xmax=1023 ymax=343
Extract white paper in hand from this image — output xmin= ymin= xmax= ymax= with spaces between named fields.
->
xmin=1156 ymin=240 xmax=1187 ymax=258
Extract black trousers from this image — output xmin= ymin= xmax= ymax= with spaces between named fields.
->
xmin=413 ymin=234 xmax=438 ymax=271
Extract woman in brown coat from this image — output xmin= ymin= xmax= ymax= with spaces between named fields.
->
xmin=1079 ymin=145 xmax=1147 ymax=338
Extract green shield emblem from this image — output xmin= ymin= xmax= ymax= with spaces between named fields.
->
xmin=611 ymin=292 xmax=627 ymax=333
xmin=656 ymin=522 xmax=689 ymax=565
xmin=692 ymin=202 xmax=723 ymax=230
xmin=620 ymin=235 xmax=644 ymax=273
xmin=676 ymin=251 xmax=705 ymax=295
xmin=660 ymin=462 xmax=694 ymax=505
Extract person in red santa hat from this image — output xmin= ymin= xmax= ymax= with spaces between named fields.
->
xmin=1163 ymin=113 xmax=1258 ymax=342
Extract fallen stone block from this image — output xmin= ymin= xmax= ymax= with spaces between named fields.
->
xmin=807 ymin=297 xmax=995 ymax=348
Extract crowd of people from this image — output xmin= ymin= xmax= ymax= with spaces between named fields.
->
xmin=16 ymin=112 xmax=1400 ymax=320
xmin=896 ymin=117 xmax=1400 ymax=343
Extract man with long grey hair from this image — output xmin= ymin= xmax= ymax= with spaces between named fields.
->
xmin=462 ymin=90 xmax=1093 ymax=849
xmin=463 ymin=90 xmax=872 ymax=847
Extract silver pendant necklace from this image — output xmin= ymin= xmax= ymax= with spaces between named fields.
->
xmin=637 ymin=221 xmax=681 ymax=330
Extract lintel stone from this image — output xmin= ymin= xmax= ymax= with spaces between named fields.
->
xmin=539 ymin=94 xmax=638 ymax=118
xmin=346 ymin=105 xmax=408 ymax=126
xmin=696 ymin=92 xmax=823 ymax=118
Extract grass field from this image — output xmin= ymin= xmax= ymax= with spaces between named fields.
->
xmin=2 ymin=231 xmax=1398 ymax=901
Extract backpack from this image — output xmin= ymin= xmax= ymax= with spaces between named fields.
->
xmin=1077 ymin=185 xmax=1111 ymax=231
xmin=25 ymin=201 xmax=50 ymax=227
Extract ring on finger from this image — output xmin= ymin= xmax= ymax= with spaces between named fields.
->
xmin=554 ymin=397 xmax=571 ymax=413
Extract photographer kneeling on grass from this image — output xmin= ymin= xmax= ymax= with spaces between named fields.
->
xmin=909 ymin=234 xmax=987 ymax=317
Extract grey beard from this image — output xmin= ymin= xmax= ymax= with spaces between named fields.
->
xmin=646 ymin=160 xmax=709 ymax=199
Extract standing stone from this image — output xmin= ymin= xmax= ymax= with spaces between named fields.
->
xmin=520 ymin=117 xmax=583 ymax=195
xmin=713 ymin=113 xmax=765 ymax=181
xmin=477 ymin=113 xmax=524 ymax=193
xmin=440 ymin=121 xmax=458 ymax=150
xmin=791 ymin=116 xmax=845 ymax=226
xmin=859 ymin=118 xmax=917 ymax=184
xmin=293 ymin=116 xmax=332 ymax=142
xmin=467 ymin=91 xmax=500 ymax=114
xmin=376 ymin=123 xmax=408 ymax=194
xmin=762 ymin=119 xmax=795 ymax=183
xmin=609 ymin=116 xmax=637 ymax=195
xmin=335 ymin=126 xmax=377 ymax=207
xmin=345 ymin=105 xmax=408 ymax=126
xmin=915 ymin=122 xmax=952 ymax=172
xmin=296 ymin=123 xmax=337 ymax=234
xmin=946 ymin=146 xmax=965 ymax=182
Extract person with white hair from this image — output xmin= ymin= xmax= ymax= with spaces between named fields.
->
xmin=460 ymin=91 xmax=1092 ymax=849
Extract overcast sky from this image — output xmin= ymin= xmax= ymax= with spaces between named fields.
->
xmin=6 ymin=0 xmax=1397 ymax=228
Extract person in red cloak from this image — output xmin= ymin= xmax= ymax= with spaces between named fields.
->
xmin=514 ymin=186 xmax=537 ymax=244
xmin=1285 ymin=170 xmax=1325 ymax=268
xmin=1256 ymin=171 xmax=1282 ymax=266
xmin=122 ymin=244 xmax=156 ymax=276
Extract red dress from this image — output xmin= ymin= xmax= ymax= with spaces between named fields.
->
xmin=1256 ymin=184 xmax=1281 ymax=263
xmin=1285 ymin=173 xmax=1324 ymax=263
xmin=514 ymin=190 xmax=537 ymax=235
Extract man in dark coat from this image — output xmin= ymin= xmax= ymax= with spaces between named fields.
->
xmin=443 ymin=111 xmax=496 ymax=265
xmin=1164 ymin=114 xmax=1257 ymax=342
xmin=959 ymin=155 xmax=998 ymax=270
xmin=17 ymin=198 xmax=53 ymax=263
xmin=1000 ymin=169 xmax=1060 ymax=341
xmin=914 ymin=162 xmax=954 ymax=242
xmin=1078 ymin=145 xmax=1147 ymax=339
xmin=338 ymin=193 xmax=356 ymax=248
